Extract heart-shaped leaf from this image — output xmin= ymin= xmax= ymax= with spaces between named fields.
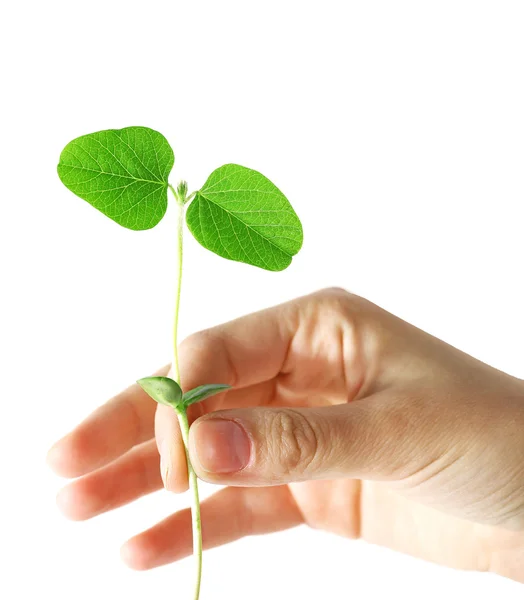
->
xmin=183 ymin=384 xmax=232 ymax=408
xmin=57 ymin=126 xmax=174 ymax=230
xmin=137 ymin=376 xmax=183 ymax=408
xmin=186 ymin=164 xmax=303 ymax=271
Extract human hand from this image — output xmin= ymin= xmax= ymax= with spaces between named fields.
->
xmin=47 ymin=288 xmax=524 ymax=582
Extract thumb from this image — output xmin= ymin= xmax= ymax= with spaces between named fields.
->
xmin=188 ymin=393 xmax=439 ymax=486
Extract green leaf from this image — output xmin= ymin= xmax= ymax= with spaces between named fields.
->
xmin=57 ymin=126 xmax=174 ymax=230
xmin=183 ymin=384 xmax=232 ymax=408
xmin=186 ymin=164 xmax=303 ymax=271
xmin=137 ymin=376 xmax=183 ymax=408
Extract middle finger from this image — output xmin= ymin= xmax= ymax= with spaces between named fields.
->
xmin=56 ymin=439 xmax=162 ymax=521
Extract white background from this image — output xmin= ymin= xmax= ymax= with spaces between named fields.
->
xmin=1 ymin=1 xmax=523 ymax=598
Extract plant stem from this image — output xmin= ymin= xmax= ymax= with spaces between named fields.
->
xmin=169 ymin=184 xmax=203 ymax=600
xmin=176 ymin=408 xmax=203 ymax=600
xmin=172 ymin=198 xmax=184 ymax=382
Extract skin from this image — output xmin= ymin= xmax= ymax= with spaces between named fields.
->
xmin=47 ymin=288 xmax=524 ymax=582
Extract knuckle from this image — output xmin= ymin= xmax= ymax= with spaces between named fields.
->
xmin=319 ymin=286 xmax=351 ymax=298
xmin=180 ymin=328 xmax=238 ymax=388
xmin=119 ymin=395 xmax=144 ymax=444
xmin=179 ymin=329 xmax=219 ymax=375
xmin=180 ymin=330 xmax=214 ymax=358
xmin=265 ymin=409 xmax=321 ymax=477
xmin=316 ymin=287 xmax=358 ymax=311
xmin=313 ymin=287 xmax=369 ymax=319
xmin=317 ymin=286 xmax=361 ymax=305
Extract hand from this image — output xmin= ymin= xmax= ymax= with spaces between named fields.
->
xmin=47 ymin=288 xmax=524 ymax=582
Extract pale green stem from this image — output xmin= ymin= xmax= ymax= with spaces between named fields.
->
xmin=169 ymin=184 xmax=203 ymax=600
xmin=172 ymin=198 xmax=184 ymax=382
xmin=176 ymin=409 xmax=203 ymax=600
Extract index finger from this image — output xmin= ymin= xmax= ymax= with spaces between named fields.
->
xmin=156 ymin=294 xmax=301 ymax=492
xmin=180 ymin=295 xmax=300 ymax=393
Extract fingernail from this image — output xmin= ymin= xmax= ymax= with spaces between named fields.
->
xmin=192 ymin=419 xmax=251 ymax=474
xmin=159 ymin=440 xmax=170 ymax=489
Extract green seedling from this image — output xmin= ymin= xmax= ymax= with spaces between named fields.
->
xmin=57 ymin=126 xmax=303 ymax=599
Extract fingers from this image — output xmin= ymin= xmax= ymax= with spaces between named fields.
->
xmin=56 ymin=440 xmax=162 ymax=521
xmin=154 ymin=401 xmax=193 ymax=493
xmin=47 ymin=365 xmax=169 ymax=478
xmin=155 ymin=379 xmax=277 ymax=493
xmin=179 ymin=298 xmax=299 ymax=392
xmin=156 ymin=287 xmax=448 ymax=492
xmin=187 ymin=390 xmax=455 ymax=486
xmin=156 ymin=299 xmax=300 ymax=492
xmin=121 ymin=485 xmax=302 ymax=570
